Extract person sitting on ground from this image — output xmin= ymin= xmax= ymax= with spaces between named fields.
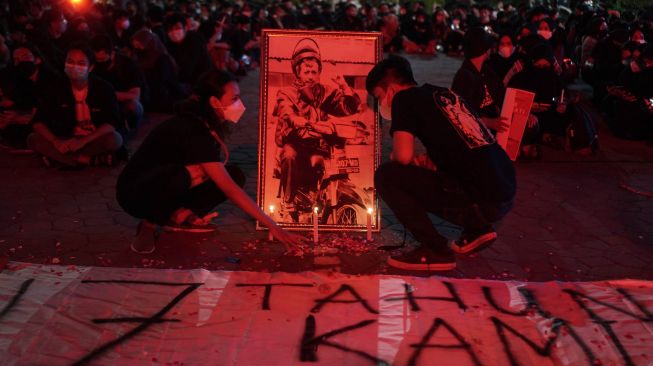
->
xmin=509 ymin=43 xmax=567 ymax=145
xmin=0 ymin=44 xmax=62 ymax=151
xmin=90 ymin=35 xmax=147 ymax=133
xmin=130 ymin=29 xmax=181 ymax=113
xmin=487 ymin=32 xmax=521 ymax=81
xmin=367 ymin=55 xmax=516 ymax=271
xmin=28 ymin=43 xmax=123 ymax=168
xmin=164 ymin=13 xmax=212 ymax=95
xmin=452 ymin=27 xmax=540 ymax=158
xmin=108 ymin=10 xmax=134 ymax=51
xmin=116 ymin=70 xmax=303 ymax=253
xmin=605 ymin=44 xmax=653 ymax=140
xmin=403 ymin=10 xmax=436 ymax=55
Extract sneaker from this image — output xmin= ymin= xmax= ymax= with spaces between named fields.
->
xmin=450 ymin=230 xmax=497 ymax=255
xmin=387 ymin=246 xmax=456 ymax=271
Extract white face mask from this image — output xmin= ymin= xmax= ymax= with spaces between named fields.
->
xmin=379 ymin=91 xmax=393 ymax=121
xmin=168 ymin=29 xmax=185 ymax=43
xmin=222 ymin=99 xmax=246 ymax=123
xmin=498 ymin=45 xmax=514 ymax=58
xmin=120 ymin=19 xmax=130 ymax=30
xmin=538 ymin=29 xmax=553 ymax=40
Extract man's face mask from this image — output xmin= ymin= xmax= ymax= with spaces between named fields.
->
xmin=65 ymin=63 xmax=89 ymax=81
xmin=168 ymin=28 xmax=185 ymax=43
xmin=379 ymin=87 xmax=394 ymax=121
xmin=218 ymin=99 xmax=246 ymax=124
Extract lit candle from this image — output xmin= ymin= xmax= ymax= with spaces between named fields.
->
xmin=268 ymin=205 xmax=275 ymax=241
xmin=366 ymin=207 xmax=373 ymax=242
xmin=560 ymin=89 xmax=565 ymax=104
xmin=313 ymin=206 xmax=319 ymax=244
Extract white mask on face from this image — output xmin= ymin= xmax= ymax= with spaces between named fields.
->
xmin=222 ymin=99 xmax=246 ymax=123
xmin=168 ymin=29 xmax=185 ymax=43
xmin=120 ymin=19 xmax=130 ymax=30
xmin=498 ymin=45 xmax=514 ymax=58
xmin=538 ymin=29 xmax=553 ymax=40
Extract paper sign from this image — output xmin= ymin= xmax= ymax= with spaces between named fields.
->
xmin=497 ymin=88 xmax=535 ymax=160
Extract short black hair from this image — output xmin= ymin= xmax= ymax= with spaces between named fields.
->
xmin=365 ymin=55 xmax=416 ymax=97
xmin=66 ymin=42 xmax=95 ymax=65
xmin=90 ymin=34 xmax=114 ymax=54
xmin=194 ymin=69 xmax=238 ymax=103
xmin=164 ymin=13 xmax=187 ymax=30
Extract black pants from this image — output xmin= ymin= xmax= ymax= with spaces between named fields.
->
xmin=375 ymin=162 xmax=513 ymax=251
xmin=116 ymin=164 xmax=246 ymax=225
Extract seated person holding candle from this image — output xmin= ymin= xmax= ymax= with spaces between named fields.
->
xmin=117 ymin=70 xmax=302 ymax=253
xmin=366 ymin=55 xmax=516 ymax=271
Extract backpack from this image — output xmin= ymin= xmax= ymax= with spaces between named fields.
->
xmin=566 ymin=103 xmax=599 ymax=153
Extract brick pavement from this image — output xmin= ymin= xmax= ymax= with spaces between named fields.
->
xmin=1 ymin=54 xmax=652 ymax=281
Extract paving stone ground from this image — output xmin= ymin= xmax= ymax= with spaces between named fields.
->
xmin=1 ymin=54 xmax=652 ymax=281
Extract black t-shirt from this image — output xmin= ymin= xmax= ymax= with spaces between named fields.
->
xmin=93 ymin=53 xmax=147 ymax=94
xmin=390 ymin=84 xmax=516 ymax=203
xmin=121 ymin=112 xmax=222 ymax=178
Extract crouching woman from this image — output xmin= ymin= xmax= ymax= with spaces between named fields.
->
xmin=117 ymin=70 xmax=302 ymax=252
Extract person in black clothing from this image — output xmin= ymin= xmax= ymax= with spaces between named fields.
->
xmin=488 ymin=32 xmax=520 ymax=81
xmin=509 ymin=43 xmax=566 ymax=139
xmin=131 ymin=29 xmax=181 ymax=113
xmin=27 ymin=44 xmax=123 ymax=167
xmin=367 ymin=55 xmax=516 ymax=271
xmin=403 ymin=11 xmax=436 ymax=55
xmin=453 ymin=27 xmax=539 ymax=158
xmin=337 ymin=4 xmax=364 ymax=31
xmin=108 ymin=10 xmax=134 ymax=51
xmin=164 ymin=13 xmax=212 ymax=95
xmin=33 ymin=8 xmax=69 ymax=70
xmin=116 ymin=70 xmax=303 ymax=253
xmin=91 ymin=35 xmax=147 ymax=131
xmin=0 ymin=44 xmax=63 ymax=150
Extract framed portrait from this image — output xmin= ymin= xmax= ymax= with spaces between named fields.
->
xmin=256 ymin=29 xmax=382 ymax=232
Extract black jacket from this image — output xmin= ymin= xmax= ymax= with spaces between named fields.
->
xmin=33 ymin=75 xmax=120 ymax=138
xmin=452 ymin=59 xmax=505 ymax=118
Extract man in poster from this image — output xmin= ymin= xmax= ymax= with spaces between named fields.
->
xmin=366 ymin=55 xmax=516 ymax=271
xmin=273 ymin=38 xmax=362 ymax=216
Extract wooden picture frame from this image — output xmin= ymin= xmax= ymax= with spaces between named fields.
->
xmin=256 ymin=29 xmax=382 ymax=232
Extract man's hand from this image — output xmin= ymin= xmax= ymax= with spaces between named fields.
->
xmin=412 ymin=153 xmax=436 ymax=171
xmin=481 ymin=116 xmax=510 ymax=132
xmin=527 ymin=114 xmax=538 ymax=128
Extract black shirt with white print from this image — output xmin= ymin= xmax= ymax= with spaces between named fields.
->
xmin=389 ymin=84 xmax=516 ymax=203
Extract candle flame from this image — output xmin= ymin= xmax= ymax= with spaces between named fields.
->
xmin=313 ymin=207 xmax=319 ymax=213
xmin=269 ymin=205 xmax=274 ymax=213
xmin=367 ymin=207 xmax=373 ymax=214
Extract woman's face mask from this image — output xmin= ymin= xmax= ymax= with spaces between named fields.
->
xmin=217 ymin=99 xmax=246 ymax=124
xmin=537 ymin=29 xmax=553 ymax=40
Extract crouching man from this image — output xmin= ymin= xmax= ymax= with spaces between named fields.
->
xmin=366 ymin=55 xmax=516 ymax=271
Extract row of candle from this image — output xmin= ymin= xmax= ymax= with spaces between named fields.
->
xmin=267 ymin=205 xmax=374 ymax=243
